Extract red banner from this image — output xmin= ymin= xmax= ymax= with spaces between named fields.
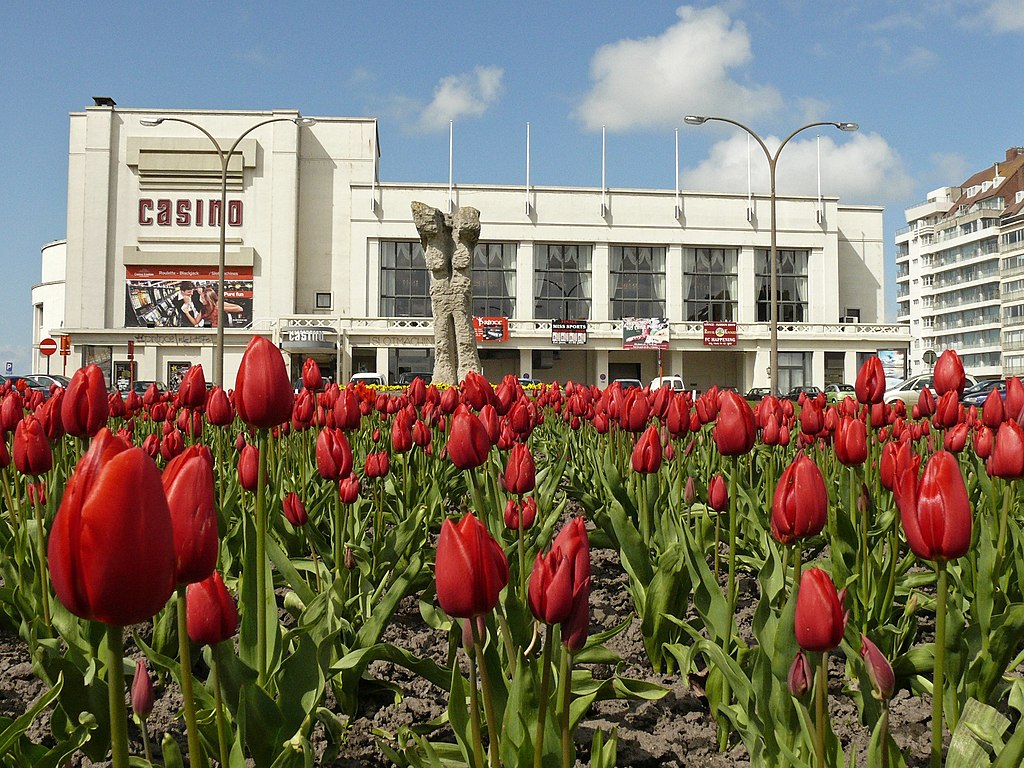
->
xmin=473 ymin=316 xmax=509 ymax=343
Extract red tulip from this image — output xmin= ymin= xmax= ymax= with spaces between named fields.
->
xmin=301 ymin=358 xmax=323 ymax=391
xmin=835 ymin=416 xmax=868 ymax=466
xmin=0 ymin=438 xmax=8 ymax=469
xmin=461 ymin=371 xmax=494 ymax=412
xmin=504 ymin=442 xmax=536 ymax=495
xmin=932 ymin=390 xmax=962 ymax=429
xmin=159 ymin=429 xmax=184 ymax=461
xmin=446 ymin=406 xmax=491 ymax=470
xmin=186 ymin=571 xmax=238 ymax=646
xmin=504 ymin=496 xmax=537 ymax=530
xmin=435 ymin=513 xmax=509 ymax=619
xmin=162 ymin=444 xmax=218 ymax=585
xmin=333 ymin=388 xmax=362 ymax=431
xmin=916 ymin=387 xmax=935 ymax=419
xmin=620 ymin=389 xmax=650 ymax=433
xmin=390 ymin=410 xmax=414 ymax=453
xmin=974 ymin=425 xmax=994 ymax=460
xmin=282 ymin=492 xmax=308 ymax=526
xmin=933 ymin=350 xmax=966 ymax=397
xmin=528 ymin=518 xmax=591 ymax=633
xmin=944 ymin=422 xmax=970 ymax=453
xmin=771 ymin=453 xmax=828 ymax=545
xmin=896 ymin=450 xmax=972 ymax=562
xmin=131 ymin=659 xmax=155 ymax=720
xmin=316 ymin=427 xmax=353 ymax=479
xmin=237 ymin=444 xmax=260 ymax=491
xmin=48 ymin=429 xmax=176 ymax=625
xmin=855 ymin=357 xmax=886 ymax=405
xmin=981 ymin=388 xmax=1005 ymax=429
xmin=37 ymin=392 xmax=65 ymax=441
xmin=794 ymin=567 xmax=846 ymax=653
xmin=713 ymin=390 xmax=757 ymax=456
xmin=339 ymin=474 xmax=360 ymax=504
xmin=177 ymin=364 xmax=207 ymax=409
xmin=860 ymin=634 xmax=895 ymax=700
xmin=205 ymin=386 xmax=234 ymax=426
xmin=13 ymin=416 xmax=52 ymax=475
xmin=234 ymin=335 xmax=293 ymax=429
xmin=365 ymin=451 xmax=390 ymax=478
xmin=1005 ymin=377 xmax=1024 ymax=422
xmin=988 ymin=421 xmax=1024 ymax=479
xmin=1 ymin=391 xmax=24 ymax=434
xmin=61 ymin=364 xmax=110 ymax=438
xmin=630 ymin=424 xmax=662 ymax=473
xmin=708 ymin=474 xmax=729 ymax=512
xmin=788 ymin=651 xmax=813 ymax=700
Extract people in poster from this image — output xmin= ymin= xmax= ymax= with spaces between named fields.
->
xmin=174 ymin=281 xmax=202 ymax=327
xmin=198 ymin=286 xmax=243 ymax=327
xmin=124 ymin=266 xmax=254 ymax=328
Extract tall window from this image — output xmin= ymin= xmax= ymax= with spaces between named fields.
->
xmin=534 ymin=244 xmax=592 ymax=319
xmin=683 ymin=247 xmax=737 ymax=321
xmin=380 ymin=241 xmax=430 ymax=317
xmin=756 ymin=249 xmax=808 ymax=322
xmin=610 ymin=245 xmax=666 ymax=319
xmin=473 ymin=243 xmax=516 ymax=316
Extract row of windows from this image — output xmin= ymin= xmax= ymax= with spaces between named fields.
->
xmin=380 ymin=242 xmax=810 ymax=322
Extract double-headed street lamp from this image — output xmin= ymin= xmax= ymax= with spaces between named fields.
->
xmin=140 ymin=114 xmax=316 ymax=387
xmin=683 ymin=115 xmax=857 ymax=395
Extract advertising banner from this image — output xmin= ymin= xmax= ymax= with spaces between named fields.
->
xmin=622 ymin=317 xmax=670 ymax=350
xmin=878 ymin=349 xmax=908 ymax=390
xmin=125 ymin=266 xmax=253 ymax=329
xmin=473 ymin=316 xmax=509 ymax=343
xmin=703 ymin=322 xmax=738 ymax=347
xmin=551 ymin=320 xmax=588 ymax=345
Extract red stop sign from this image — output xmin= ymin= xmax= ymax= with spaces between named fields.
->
xmin=39 ymin=337 xmax=58 ymax=356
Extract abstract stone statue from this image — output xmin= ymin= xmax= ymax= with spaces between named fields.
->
xmin=411 ymin=201 xmax=482 ymax=386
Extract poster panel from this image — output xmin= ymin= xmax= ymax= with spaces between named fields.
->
xmin=167 ymin=361 xmax=192 ymax=392
xmin=473 ymin=316 xmax=510 ymax=343
xmin=878 ymin=349 xmax=907 ymax=390
xmin=551 ymin=320 xmax=588 ymax=345
xmin=125 ymin=266 xmax=253 ymax=328
xmin=622 ymin=317 xmax=670 ymax=350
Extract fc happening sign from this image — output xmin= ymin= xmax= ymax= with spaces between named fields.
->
xmin=703 ymin=322 xmax=737 ymax=346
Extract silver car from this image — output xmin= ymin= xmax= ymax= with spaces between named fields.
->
xmin=883 ymin=372 xmax=978 ymax=407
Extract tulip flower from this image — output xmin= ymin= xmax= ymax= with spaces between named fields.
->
xmin=282 ymin=491 xmax=308 ymax=526
xmin=916 ymin=387 xmax=936 ymax=419
xmin=835 ymin=416 xmax=868 ymax=466
xmin=237 ymin=444 xmax=260 ymax=492
xmin=503 ymin=496 xmax=537 ymax=530
xmin=981 ymin=387 xmax=1005 ymax=429
xmin=13 ymin=416 xmax=53 ymax=476
xmin=855 ymin=356 xmax=886 ymax=405
xmin=528 ymin=517 xmax=590 ymax=641
xmin=788 ymin=651 xmax=813 ymax=701
xmin=860 ymin=634 xmax=895 ymax=700
xmin=0 ymin=391 xmax=24 ymax=434
xmin=162 ymin=444 xmax=218 ymax=585
xmin=48 ymin=428 xmax=176 ymax=625
xmin=339 ymin=474 xmax=360 ymax=504
xmin=794 ymin=567 xmax=846 ymax=653
xmin=365 ymin=451 xmax=390 ymax=478
xmin=988 ymin=420 xmax=1024 ymax=479
xmin=302 ymin=358 xmax=323 ymax=391
xmin=504 ymin=442 xmax=536 ymax=495
xmin=707 ymin=474 xmax=728 ymax=512
xmin=205 ymin=386 xmax=234 ymax=426
xmin=461 ymin=371 xmax=495 ymax=411
xmin=131 ymin=658 xmax=155 ymax=720
xmin=933 ymin=349 xmax=966 ymax=397
xmin=316 ymin=426 xmax=353 ymax=479
xmin=1005 ymin=377 xmax=1024 ymax=422
xmin=713 ymin=390 xmax=757 ymax=456
xmin=234 ymin=335 xmax=293 ymax=429
xmin=435 ymin=513 xmax=508 ymax=619
xmin=186 ymin=570 xmax=239 ymax=647
xmin=176 ymin=364 xmax=207 ymax=409
xmin=61 ymin=364 xmax=110 ymax=438
xmin=446 ymin=406 xmax=491 ymax=470
xmin=896 ymin=450 xmax=972 ymax=563
xmin=944 ymin=422 xmax=970 ymax=453
xmin=159 ymin=429 xmax=184 ymax=462
xmin=630 ymin=425 xmax=662 ymax=474
xmin=771 ymin=453 xmax=828 ymax=545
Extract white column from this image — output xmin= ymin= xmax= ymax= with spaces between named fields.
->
xmin=517 ymin=241 xmax=534 ymax=320
xmin=593 ymin=244 xmax=611 ymax=321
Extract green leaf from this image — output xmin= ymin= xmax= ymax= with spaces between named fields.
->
xmin=0 ymin=673 xmax=63 ymax=755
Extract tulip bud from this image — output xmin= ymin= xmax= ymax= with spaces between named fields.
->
xmin=435 ymin=513 xmax=509 ymax=618
xmin=713 ymin=390 xmax=757 ymax=456
xmin=282 ymin=492 xmax=309 ymax=526
xmin=316 ymin=427 xmax=353 ymax=480
xmin=988 ymin=420 xmax=1024 ymax=479
xmin=896 ymin=450 xmax=972 ymax=562
xmin=339 ymin=474 xmax=360 ymax=504
xmin=504 ymin=443 xmax=537 ymax=495
xmin=933 ymin=349 xmax=966 ymax=397
xmin=788 ymin=651 xmax=813 ymax=701
xmin=61 ymin=364 xmax=110 ymax=438
xmin=707 ymin=474 xmax=728 ymax=512
xmin=446 ymin=406 xmax=491 ymax=470
xmin=234 ymin=336 xmax=293 ymax=429
xmin=855 ymin=357 xmax=886 ymax=405
xmin=176 ymin=365 xmax=207 ymax=409
xmin=794 ymin=567 xmax=846 ymax=653
xmin=186 ymin=571 xmax=238 ymax=646
xmin=163 ymin=444 xmax=218 ymax=585
xmin=771 ymin=452 xmax=828 ymax=545
xmin=131 ymin=658 xmax=155 ymax=720
xmin=206 ymin=386 xmax=234 ymax=427
xmin=345 ymin=546 xmax=357 ymax=571
xmin=302 ymin=358 xmax=323 ymax=391
xmin=237 ymin=444 xmax=260 ymax=492
xmin=13 ymin=416 xmax=53 ymax=476
xmin=630 ymin=425 xmax=663 ymax=473
xmin=860 ymin=634 xmax=895 ymax=700
xmin=683 ymin=475 xmax=697 ymax=505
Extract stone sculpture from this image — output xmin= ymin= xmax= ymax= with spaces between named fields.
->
xmin=411 ymin=201 xmax=482 ymax=386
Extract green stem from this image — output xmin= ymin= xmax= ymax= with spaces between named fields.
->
xmin=727 ymin=456 xmax=739 ymax=644
xmin=533 ymin=625 xmax=554 ymax=768
xmin=106 ymin=624 xmax=129 ymax=768
xmin=304 ymin=527 xmax=323 ymax=593
xmin=493 ymin=601 xmax=517 ymax=678
xmin=467 ymin=471 xmax=491 ymax=534
xmin=558 ymin=644 xmax=573 ymax=768
xmin=334 ymin=487 xmax=345 ymax=582
xmin=177 ymin=587 xmax=205 ymax=768
xmin=138 ymin=717 xmax=153 ymax=764
xmin=467 ymin=638 xmax=485 ymax=768
xmin=517 ymin=523 xmax=527 ymax=601
xmin=713 ymin=504 xmax=721 ymax=583
xmin=256 ymin=429 xmax=269 ymax=687
xmin=996 ymin=481 xmax=1012 ymax=571
xmin=32 ymin=494 xmax=51 ymax=626
xmin=791 ymin=543 xmax=802 ymax=604
xmin=932 ymin=563 xmax=948 ymax=768
xmin=213 ymin=648 xmax=231 ymax=768
xmin=472 ymin=619 xmax=501 ymax=768
xmin=815 ymin=651 xmax=827 ymax=768
xmin=856 ymin=465 xmax=868 ymax=628
xmin=881 ymin=704 xmax=890 ymax=768
xmin=638 ymin=471 xmax=650 ymax=545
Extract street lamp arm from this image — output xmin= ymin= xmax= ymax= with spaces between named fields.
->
xmin=774 ymin=121 xmax=852 ymax=163
xmin=146 ymin=117 xmax=226 ymax=162
xmin=686 ymin=115 xmax=773 ymax=165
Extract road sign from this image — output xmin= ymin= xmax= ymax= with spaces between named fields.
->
xmin=59 ymin=335 xmax=71 ymax=356
xmin=4 ymin=362 xmax=11 ymax=375
xmin=39 ymin=337 xmax=58 ymax=356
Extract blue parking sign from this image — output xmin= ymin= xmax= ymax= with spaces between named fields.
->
xmin=4 ymin=362 xmax=11 ymax=374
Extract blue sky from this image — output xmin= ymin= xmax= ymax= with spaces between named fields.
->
xmin=1 ymin=1 xmax=1021 ymax=373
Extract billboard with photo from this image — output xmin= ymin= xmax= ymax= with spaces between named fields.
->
xmin=622 ymin=317 xmax=670 ymax=350
xmin=125 ymin=266 xmax=253 ymax=328
xmin=878 ymin=349 xmax=908 ymax=390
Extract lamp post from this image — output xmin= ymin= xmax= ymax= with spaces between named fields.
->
xmin=140 ymin=114 xmax=316 ymax=387
xmin=683 ymin=116 xmax=857 ymax=394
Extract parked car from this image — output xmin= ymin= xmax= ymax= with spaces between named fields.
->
xmin=517 ymin=375 xmax=542 ymax=387
xmin=744 ymin=387 xmax=773 ymax=401
xmin=350 ymin=372 xmax=387 ymax=387
xmin=784 ymin=385 xmax=823 ymax=401
xmin=610 ymin=378 xmax=642 ymax=390
xmin=961 ymin=379 xmax=1005 ymax=408
xmin=650 ymin=375 xmax=686 ymax=392
xmin=397 ymin=371 xmax=432 ymax=386
xmin=824 ymin=383 xmax=856 ymax=403
xmin=883 ymin=372 xmax=979 ymax=407
xmin=21 ymin=373 xmax=71 ymax=389
xmin=132 ymin=380 xmax=166 ymax=396
xmin=0 ymin=374 xmax=52 ymax=399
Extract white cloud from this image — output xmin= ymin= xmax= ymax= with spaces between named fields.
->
xmin=575 ymin=5 xmax=781 ymax=132
xmin=417 ymin=66 xmax=504 ymax=132
xmin=683 ymin=131 xmax=914 ymax=204
xmin=981 ymin=0 xmax=1024 ymax=31
xmin=927 ymin=152 xmax=973 ymax=187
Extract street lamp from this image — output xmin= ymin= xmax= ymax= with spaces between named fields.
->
xmin=684 ymin=115 xmax=857 ymax=394
xmin=140 ymin=114 xmax=316 ymax=386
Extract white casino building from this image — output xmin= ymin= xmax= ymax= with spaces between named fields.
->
xmin=32 ymin=103 xmax=909 ymax=392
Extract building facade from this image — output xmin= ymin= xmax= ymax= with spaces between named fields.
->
xmin=32 ymin=104 xmax=908 ymax=392
xmin=896 ymin=147 xmax=1024 ymax=379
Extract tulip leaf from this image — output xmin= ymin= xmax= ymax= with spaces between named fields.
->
xmin=265 ymin=536 xmax=315 ymax=607
xmin=947 ymin=698 xmax=1009 ymax=768
xmin=237 ymin=679 xmax=285 ymax=768
xmin=277 ymin=633 xmax=324 ymax=738
xmin=160 ymin=732 xmax=186 ymax=768
xmin=640 ymin=543 xmax=691 ymax=672
xmin=0 ymin=672 xmax=63 ymax=755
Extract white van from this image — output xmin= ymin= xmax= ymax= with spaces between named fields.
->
xmin=650 ymin=375 xmax=686 ymax=392
xmin=350 ymin=372 xmax=387 ymax=387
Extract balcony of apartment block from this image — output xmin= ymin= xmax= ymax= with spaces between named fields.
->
xmin=1001 ymin=336 xmax=1024 ymax=353
xmin=895 ymin=304 xmax=910 ymax=321
xmin=895 ymin=265 xmax=910 ymax=280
